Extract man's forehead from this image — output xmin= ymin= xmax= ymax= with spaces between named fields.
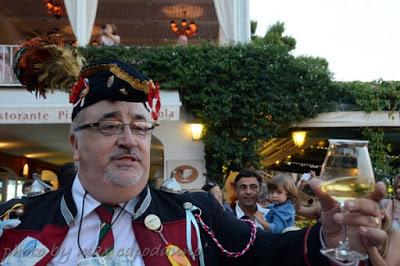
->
xmin=85 ymin=100 xmax=150 ymax=120
xmin=237 ymin=177 xmax=259 ymax=185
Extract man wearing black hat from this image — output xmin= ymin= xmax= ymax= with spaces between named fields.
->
xmin=0 ymin=38 xmax=391 ymax=265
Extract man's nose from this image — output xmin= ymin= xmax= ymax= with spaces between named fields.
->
xmin=118 ymin=125 xmax=139 ymax=147
xmin=244 ymin=187 xmax=253 ymax=193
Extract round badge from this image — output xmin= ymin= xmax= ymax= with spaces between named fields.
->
xmin=144 ymin=214 xmax=161 ymax=231
xmin=183 ymin=202 xmax=193 ymax=210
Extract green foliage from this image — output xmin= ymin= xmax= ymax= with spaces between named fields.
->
xmin=333 ymin=81 xmax=400 ymax=177
xmin=295 ymin=218 xmax=317 ymax=229
xmin=80 ymin=41 xmax=400 ymax=182
xmin=361 ymin=128 xmax=394 ymax=179
xmin=252 ymin=21 xmax=296 ymax=51
xmin=332 ymin=80 xmax=400 ymax=112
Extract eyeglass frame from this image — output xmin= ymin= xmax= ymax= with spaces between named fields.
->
xmin=74 ymin=119 xmax=155 ymax=136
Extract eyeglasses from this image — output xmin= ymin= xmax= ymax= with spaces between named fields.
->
xmin=75 ymin=120 xmax=155 ymax=136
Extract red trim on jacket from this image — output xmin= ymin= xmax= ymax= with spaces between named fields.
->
xmin=133 ymin=219 xmax=199 ymax=266
xmin=303 ymin=226 xmax=312 ymax=266
xmin=0 ymin=224 xmax=68 ymax=265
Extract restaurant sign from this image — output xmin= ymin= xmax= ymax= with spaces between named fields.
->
xmin=0 ymin=105 xmax=180 ymax=124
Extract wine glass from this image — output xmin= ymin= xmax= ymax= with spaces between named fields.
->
xmin=319 ymin=139 xmax=375 ymax=266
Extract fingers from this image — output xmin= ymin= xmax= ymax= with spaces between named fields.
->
xmin=254 ymin=211 xmax=263 ymax=219
xmin=308 ymin=179 xmax=337 ymax=211
xmin=254 ymin=211 xmax=262 ymax=217
xmin=335 ymin=198 xmax=381 ymax=230
xmin=368 ymin=182 xmax=386 ymax=203
xmin=254 ymin=212 xmax=266 ymax=222
xmin=309 ymin=180 xmax=386 ymax=214
xmin=359 ymin=226 xmax=388 ymax=248
xmin=334 ymin=212 xmax=381 ymax=228
xmin=343 ymin=198 xmax=381 ymax=217
xmin=314 ymin=180 xmax=388 ymax=253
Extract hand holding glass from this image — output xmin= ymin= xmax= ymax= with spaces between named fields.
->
xmin=319 ymin=139 xmax=375 ymax=265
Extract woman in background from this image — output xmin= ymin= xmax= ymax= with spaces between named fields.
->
xmin=382 ymin=175 xmax=400 ymax=230
xmin=99 ymin=23 xmax=121 ymax=46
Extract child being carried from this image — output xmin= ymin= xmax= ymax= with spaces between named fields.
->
xmin=254 ymin=174 xmax=299 ymax=233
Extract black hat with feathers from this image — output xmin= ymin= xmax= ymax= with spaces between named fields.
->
xmin=13 ymin=37 xmax=161 ymax=121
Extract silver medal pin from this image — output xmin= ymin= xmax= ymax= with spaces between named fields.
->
xmin=144 ymin=214 xmax=168 ymax=244
xmin=144 ymin=214 xmax=161 ymax=231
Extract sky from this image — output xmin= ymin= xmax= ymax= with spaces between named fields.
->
xmin=250 ymin=0 xmax=400 ymax=81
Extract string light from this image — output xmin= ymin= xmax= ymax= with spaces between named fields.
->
xmin=284 ymin=161 xmax=321 ymax=169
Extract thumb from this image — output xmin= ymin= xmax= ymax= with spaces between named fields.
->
xmin=308 ymin=178 xmax=337 ymax=212
xmin=369 ymin=182 xmax=386 ymax=203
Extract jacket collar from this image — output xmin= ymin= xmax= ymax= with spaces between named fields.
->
xmin=60 ymin=175 xmax=152 ymax=225
xmin=133 ymin=186 xmax=151 ymax=220
xmin=60 ymin=175 xmax=78 ymax=226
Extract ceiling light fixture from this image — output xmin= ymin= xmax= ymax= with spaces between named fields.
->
xmin=43 ymin=0 xmax=66 ymax=19
xmin=170 ymin=11 xmax=197 ymax=38
xmin=22 ymin=163 xmax=29 ymax=177
xmin=292 ymin=131 xmax=307 ymax=147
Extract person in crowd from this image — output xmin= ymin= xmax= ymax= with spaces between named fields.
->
xmin=99 ymin=23 xmax=121 ymax=46
xmin=296 ymin=171 xmax=322 ymax=219
xmin=202 ymin=181 xmax=232 ymax=212
xmin=21 ymin=180 xmax=32 ymax=196
xmin=366 ymin=207 xmax=400 ymax=266
xmin=254 ymin=174 xmax=298 ymax=233
xmin=364 ymin=174 xmax=400 ymax=265
xmin=231 ymin=169 xmax=271 ymax=229
xmin=381 ymin=174 xmax=400 ymax=230
xmin=0 ymin=37 xmax=391 ymax=265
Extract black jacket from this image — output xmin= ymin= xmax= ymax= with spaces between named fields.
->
xmin=0 ymin=178 xmax=329 ymax=265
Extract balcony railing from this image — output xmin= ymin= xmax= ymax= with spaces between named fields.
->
xmin=0 ymin=45 xmax=21 ymax=86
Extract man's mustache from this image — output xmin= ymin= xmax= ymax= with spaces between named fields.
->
xmin=110 ymin=149 xmax=142 ymax=161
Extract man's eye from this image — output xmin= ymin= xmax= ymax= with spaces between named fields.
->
xmin=101 ymin=122 xmax=121 ymax=130
xmin=131 ymin=125 xmax=146 ymax=131
xmin=131 ymin=122 xmax=154 ymax=134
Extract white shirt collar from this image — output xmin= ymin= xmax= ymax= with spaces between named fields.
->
xmin=235 ymin=202 xmax=269 ymax=229
xmin=72 ymin=175 xmax=138 ymax=223
xmin=235 ymin=202 xmax=267 ymax=218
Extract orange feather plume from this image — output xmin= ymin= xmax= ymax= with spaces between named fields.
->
xmin=13 ymin=36 xmax=84 ymax=98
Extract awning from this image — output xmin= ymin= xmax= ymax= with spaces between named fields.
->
xmin=292 ymin=111 xmax=400 ymax=128
xmin=0 ymin=89 xmax=181 ymax=124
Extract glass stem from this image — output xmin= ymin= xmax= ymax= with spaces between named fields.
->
xmin=336 ymin=201 xmax=350 ymax=260
xmin=342 ymin=219 xmax=349 ymax=246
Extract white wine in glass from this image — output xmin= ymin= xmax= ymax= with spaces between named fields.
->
xmin=319 ymin=139 xmax=375 ymax=266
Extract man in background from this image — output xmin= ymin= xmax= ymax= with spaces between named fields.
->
xmin=232 ymin=169 xmax=269 ymax=229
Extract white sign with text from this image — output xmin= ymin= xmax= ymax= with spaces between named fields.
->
xmin=0 ymin=105 xmax=180 ymax=124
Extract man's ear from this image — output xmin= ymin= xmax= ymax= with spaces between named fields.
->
xmin=70 ymin=134 xmax=79 ymax=161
